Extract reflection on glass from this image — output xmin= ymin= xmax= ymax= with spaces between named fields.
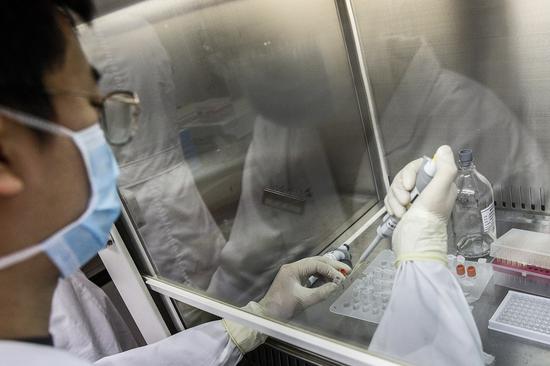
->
xmin=80 ymin=0 xmax=377 ymax=326
xmin=206 ymin=39 xmax=346 ymax=304
xmin=377 ymin=37 xmax=548 ymax=193
xmin=80 ymin=14 xmax=227 ymax=291
xmin=355 ymin=0 xmax=550 ymax=210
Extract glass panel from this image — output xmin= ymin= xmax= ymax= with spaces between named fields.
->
xmin=352 ymin=1 xmax=550 ymax=364
xmin=353 ymin=0 xmax=550 ymax=210
xmin=80 ymin=0 xmax=378 ymax=326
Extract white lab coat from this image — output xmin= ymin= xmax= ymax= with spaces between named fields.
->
xmin=79 ymin=14 xmax=226 ymax=289
xmin=370 ymin=262 xmax=484 ymax=366
xmin=206 ymin=116 xmax=346 ymax=305
xmin=2 ymin=320 xmax=241 ymax=366
xmin=50 ymin=271 xmax=139 ymax=361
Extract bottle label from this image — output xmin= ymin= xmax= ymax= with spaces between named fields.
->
xmin=481 ymin=204 xmax=495 ymax=233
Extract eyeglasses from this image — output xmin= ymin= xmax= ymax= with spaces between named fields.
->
xmin=47 ymin=89 xmax=141 ymax=146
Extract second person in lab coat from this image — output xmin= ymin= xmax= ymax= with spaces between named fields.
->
xmin=207 ymin=36 xmax=348 ymax=305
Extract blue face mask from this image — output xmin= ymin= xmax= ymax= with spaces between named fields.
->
xmin=0 ymin=107 xmax=121 ymax=277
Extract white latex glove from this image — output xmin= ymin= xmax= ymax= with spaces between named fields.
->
xmin=386 ymin=145 xmax=458 ymax=265
xmin=258 ymin=256 xmax=350 ymax=320
xmin=223 ymin=256 xmax=350 ymax=353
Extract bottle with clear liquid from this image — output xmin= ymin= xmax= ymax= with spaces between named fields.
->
xmin=451 ymin=149 xmax=496 ymax=259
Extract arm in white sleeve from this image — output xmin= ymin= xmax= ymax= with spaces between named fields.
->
xmin=373 ymin=146 xmax=485 ymax=365
xmin=369 ymin=261 xmax=484 ymax=366
xmin=94 ymin=320 xmax=242 ymax=366
xmin=93 ymin=255 xmax=349 ymax=366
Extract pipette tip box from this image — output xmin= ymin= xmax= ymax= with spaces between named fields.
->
xmin=490 ymin=229 xmax=550 ymax=269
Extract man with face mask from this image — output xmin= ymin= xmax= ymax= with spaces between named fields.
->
xmin=0 ymin=2 xmax=350 ymax=365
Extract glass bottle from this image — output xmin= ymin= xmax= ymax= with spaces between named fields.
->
xmin=452 ymin=149 xmax=496 ymax=259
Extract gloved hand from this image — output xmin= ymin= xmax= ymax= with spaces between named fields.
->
xmin=258 ymin=256 xmax=350 ymax=320
xmin=223 ymin=256 xmax=350 ymax=353
xmin=386 ymin=145 xmax=458 ymax=265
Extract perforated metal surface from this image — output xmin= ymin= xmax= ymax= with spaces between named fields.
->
xmin=240 ymin=342 xmax=343 ymax=366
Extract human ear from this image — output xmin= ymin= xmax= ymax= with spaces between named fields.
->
xmin=0 ymin=162 xmax=23 ymax=196
xmin=0 ymin=121 xmax=24 ymax=196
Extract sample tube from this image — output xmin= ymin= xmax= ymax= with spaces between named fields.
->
xmin=467 ymin=265 xmax=477 ymax=279
xmin=456 ymin=264 xmax=466 ymax=277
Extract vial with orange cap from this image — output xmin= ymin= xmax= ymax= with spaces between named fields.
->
xmin=456 ymin=264 xmax=466 ymax=278
xmin=467 ymin=265 xmax=477 ymax=279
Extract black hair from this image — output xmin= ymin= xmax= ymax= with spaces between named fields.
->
xmin=0 ymin=0 xmax=95 ymax=119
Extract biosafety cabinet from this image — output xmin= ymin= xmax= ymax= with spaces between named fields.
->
xmin=84 ymin=1 xmax=550 ymax=365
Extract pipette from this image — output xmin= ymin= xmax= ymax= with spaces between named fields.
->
xmin=355 ymin=156 xmax=436 ymax=267
xmin=307 ymin=244 xmax=352 ymax=287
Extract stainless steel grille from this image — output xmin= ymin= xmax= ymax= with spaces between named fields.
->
xmin=239 ymin=342 xmax=343 ymax=366
xmin=494 ymin=186 xmax=547 ymax=213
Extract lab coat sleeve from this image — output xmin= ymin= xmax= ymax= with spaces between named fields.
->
xmin=94 ymin=320 xmax=242 ymax=366
xmin=50 ymin=271 xmax=139 ymax=362
xmin=369 ymin=261 xmax=484 ymax=366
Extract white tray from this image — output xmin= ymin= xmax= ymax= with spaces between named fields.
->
xmin=489 ymin=290 xmax=550 ymax=345
xmin=330 ymin=250 xmax=395 ymax=324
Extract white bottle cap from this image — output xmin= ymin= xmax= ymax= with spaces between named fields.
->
xmin=457 ymin=255 xmax=466 ymax=264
